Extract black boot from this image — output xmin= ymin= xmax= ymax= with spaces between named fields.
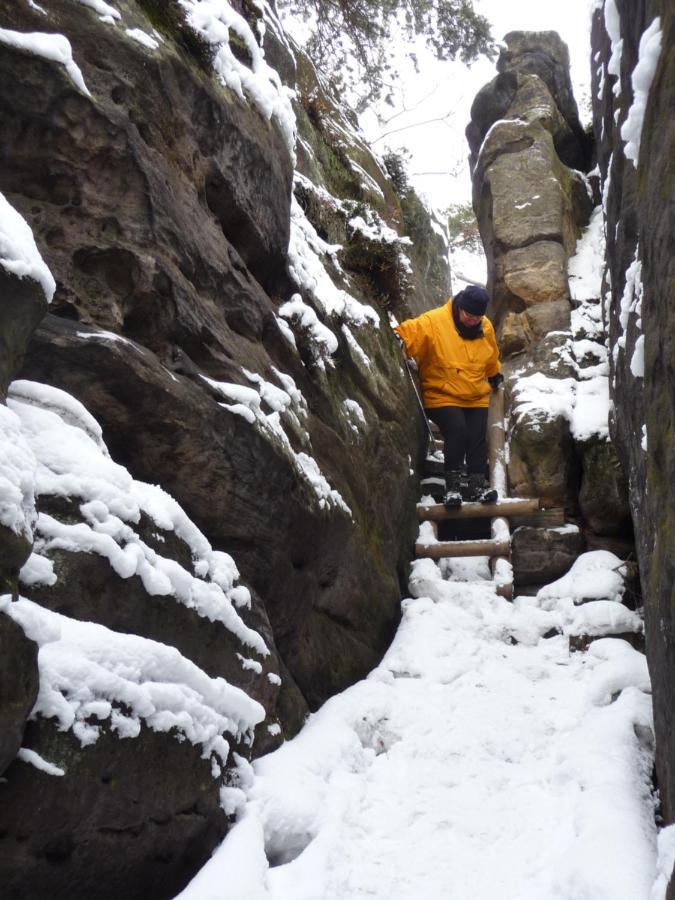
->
xmin=467 ymin=473 xmax=498 ymax=504
xmin=443 ymin=469 xmax=463 ymax=509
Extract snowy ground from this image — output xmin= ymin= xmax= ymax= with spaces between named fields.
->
xmin=179 ymin=554 xmax=660 ymax=900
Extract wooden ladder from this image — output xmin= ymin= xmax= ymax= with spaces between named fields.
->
xmin=414 ymin=388 xmax=551 ymax=599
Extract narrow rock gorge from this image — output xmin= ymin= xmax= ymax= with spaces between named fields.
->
xmin=0 ymin=0 xmax=672 ymax=896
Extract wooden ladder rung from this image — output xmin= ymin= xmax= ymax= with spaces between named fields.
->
xmin=417 ymin=498 xmax=540 ymax=522
xmin=415 ymin=538 xmax=511 ymax=559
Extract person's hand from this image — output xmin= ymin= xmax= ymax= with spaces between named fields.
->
xmin=488 ymin=373 xmax=504 ymax=390
xmin=406 ymin=358 xmax=418 ymax=372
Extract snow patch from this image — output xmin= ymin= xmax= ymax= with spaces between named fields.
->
xmin=278 ymin=294 xmax=338 ymax=367
xmin=604 ymin=0 xmax=623 ymax=96
xmin=125 ymin=27 xmax=159 ymax=50
xmin=287 ymin=198 xmax=379 ymax=329
xmin=0 ymin=403 xmax=37 ymax=540
xmin=537 ymin=551 xmax=626 ymax=607
xmin=75 ymin=0 xmax=121 ymax=20
xmin=652 ymin=824 xmax=675 ymax=900
xmin=631 ymin=334 xmax=645 ymax=378
xmin=17 ymin=747 xmax=65 ymax=776
xmin=568 ymin=206 xmax=605 ymax=303
xmin=621 ymin=18 xmax=663 ymax=167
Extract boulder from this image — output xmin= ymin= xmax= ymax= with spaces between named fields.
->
xmin=469 ymin=30 xmax=618 ymax=625
xmin=499 ymin=241 xmax=568 ymax=305
xmin=522 ymin=298 xmax=572 ymax=341
xmin=0 ymin=719 xmax=228 ymax=900
xmin=27 ymin=495 xmax=284 ymax=731
xmin=578 ymin=438 xmax=632 ymax=537
xmin=499 ymin=311 xmax=533 ymax=359
xmin=0 ymin=524 xmax=33 ymax=599
xmin=0 ymin=612 xmax=39 ymax=776
xmin=473 ymin=119 xmax=589 ymax=345
xmin=20 ymin=315 xmax=415 ymax=717
xmin=507 ymin=410 xmax=580 ymax=512
xmin=0 ymin=269 xmax=49 ymax=400
xmin=512 ymin=525 xmax=584 ymax=588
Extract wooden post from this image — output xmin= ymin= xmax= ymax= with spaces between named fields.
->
xmin=488 ymin=386 xmax=513 ymax=599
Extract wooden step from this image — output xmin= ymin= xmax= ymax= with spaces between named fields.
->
xmin=415 ymin=537 xmax=511 ymax=559
xmin=417 ymin=498 xmax=540 ymax=522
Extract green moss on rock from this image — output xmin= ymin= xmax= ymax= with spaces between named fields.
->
xmin=137 ymin=0 xmax=215 ymax=73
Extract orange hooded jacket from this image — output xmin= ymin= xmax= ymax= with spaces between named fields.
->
xmin=394 ymin=298 xmax=500 ymax=409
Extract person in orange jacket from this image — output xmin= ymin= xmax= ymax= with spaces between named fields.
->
xmin=395 ymin=284 xmax=503 ymax=508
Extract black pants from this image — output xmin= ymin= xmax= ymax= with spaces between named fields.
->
xmin=426 ymin=406 xmax=489 ymax=474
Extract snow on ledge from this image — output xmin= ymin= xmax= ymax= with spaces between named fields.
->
xmin=7 ymin=380 xmax=268 ymax=655
xmin=202 ymin=372 xmax=351 ymax=516
xmin=0 ymin=403 xmax=37 ymax=540
xmin=75 ymin=0 xmax=121 ymax=20
xmin=287 ymin=198 xmax=380 ymax=329
xmin=621 ymin=18 xmax=663 ymax=168
xmin=278 ymin=294 xmax=339 ymax=366
xmin=17 ymin=747 xmax=65 ymax=777
xmin=0 ymin=193 xmax=56 ymax=302
xmin=181 ymin=0 xmax=296 ymax=155
xmin=0 ymin=28 xmax=91 ymax=97
xmin=511 ymin=370 xmax=610 ymax=442
xmin=2 ymin=595 xmax=265 ymax=760
xmin=125 ymin=27 xmax=160 ymax=51
xmin=536 ymin=550 xmax=627 ymax=607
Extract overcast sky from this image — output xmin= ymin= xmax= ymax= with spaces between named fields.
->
xmin=358 ymin=0 xmax=596 ymax=210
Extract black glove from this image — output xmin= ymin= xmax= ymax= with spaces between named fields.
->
xmin=488 ymin=373 xmax=504 ymax=390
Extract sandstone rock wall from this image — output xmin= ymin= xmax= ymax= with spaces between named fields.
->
xmin=468 ymin=31 xmax=593 ymax=354
xmin=0 ymin=1 xmax=448 ymax=895
xmin=468 ymin=31 xmax=633 ymax=589
xmin=472 ymin=15 xmax=673 ymax=890
xmin=590 ymin=0 xmax=675 ymax=844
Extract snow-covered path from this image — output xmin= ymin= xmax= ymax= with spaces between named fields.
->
xmin=180 ymin=557 xmax=657 ymax=900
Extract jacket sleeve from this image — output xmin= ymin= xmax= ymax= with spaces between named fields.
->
xmin=394 ymin=315 xmax=430 ymax=361
xmin=484 ymin=321 xmax=501 ymax=378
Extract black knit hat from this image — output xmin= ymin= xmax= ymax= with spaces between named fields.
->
xmin=456 ymin=285 xmax=489 ymax=316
